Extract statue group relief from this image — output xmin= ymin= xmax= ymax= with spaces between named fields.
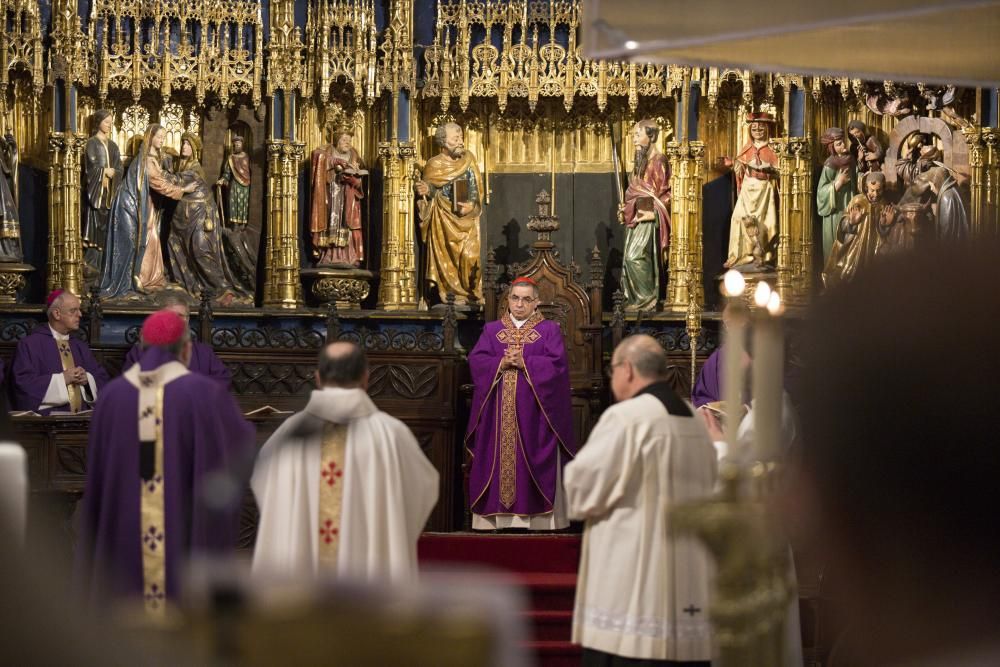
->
xmin=19 ymin=93 xmax=972 ymax=313
xmin=81 ymin=111 xmax=255 ymax=307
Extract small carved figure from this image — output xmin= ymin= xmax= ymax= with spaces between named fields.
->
xmin=847 ymin=120 xmax=885 ymax=177
xmin=217 ymin=131 xmax=257 ymax=294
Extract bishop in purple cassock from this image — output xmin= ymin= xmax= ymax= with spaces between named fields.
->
xmin=10 ymin=290 xmax=109 ymax=414
xmin=122 ymin=340 xmax=230 ymax=385
xmin=466 ymin=277 xmax=576 ymax=530
xmin=692 ymin=301 xmax=749 ymax=408
xmin=121 ymin=298 xmax=231 ymax=386
xmin=691 ymin=347 xmax=722 ymax=408
xmin=74 ymin=309 xmax=254 ymax=616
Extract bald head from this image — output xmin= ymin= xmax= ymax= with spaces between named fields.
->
xmin=610 ymin=335 xmax=669 ymax=401
xmin=616 ymin=335 xmax=669 ymax=378
xmin=316 ymin=341 xmax=368 ymax=388
xmin=47 ymin=291 xmax=82 ymax=334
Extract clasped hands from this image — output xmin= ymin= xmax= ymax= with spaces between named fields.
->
xmin=63 ymin=366 xmax=87 ymax=386
xmin=501 ymin=347 xmax=525 ymax=371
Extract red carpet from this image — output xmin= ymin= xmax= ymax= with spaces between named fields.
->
xmin=419 ymin=532 xmax=582 ymax=666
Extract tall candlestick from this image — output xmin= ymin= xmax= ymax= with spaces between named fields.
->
xmin=721 ymin=271 xmax=746 ymax=456
xmin=752 ymin=288 xmax=785 ymax=461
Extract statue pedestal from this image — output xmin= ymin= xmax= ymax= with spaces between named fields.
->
xmin=0 ymin=263 xmax=34 ymax=303
xmin=302 ymin=267 xmax=374 ymax=310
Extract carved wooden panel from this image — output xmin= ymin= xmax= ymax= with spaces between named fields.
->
xmin=368 ymin=364 xmax=439 ymax=401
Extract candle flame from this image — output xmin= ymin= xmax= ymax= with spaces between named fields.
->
xmin=767 ymin=291 xmax=783 ymax=315
xmin=754 ymin=281 xmax=771 ymax=307
xmin=722 ymin=270 xmax=745 ymax=297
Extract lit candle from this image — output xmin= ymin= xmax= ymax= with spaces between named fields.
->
xmin=721 ymin=270 xmax=746 ymax=455
xmin=752 ymin=288 xmax=785 ymax=461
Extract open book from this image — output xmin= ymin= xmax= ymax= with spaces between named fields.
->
xmin=244 ymin=405 xmax=294 ymax=417
xmin=49 ymin=409 xmax=94 ymax=417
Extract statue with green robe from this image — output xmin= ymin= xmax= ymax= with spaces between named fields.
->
xmin=619 ymin=119 xmax=671 ymax=311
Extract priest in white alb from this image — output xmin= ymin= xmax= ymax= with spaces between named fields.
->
xmin=565 ymin=335 xmax=717 ymax=667
xmin=251 ymin=341 xmax=439 ymax=584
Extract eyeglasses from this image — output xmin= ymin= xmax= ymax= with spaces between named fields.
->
xmin=508 ymin=296 xmax=537 ymax=305
xmin=606 ymin=360 xmax=624 ymax=377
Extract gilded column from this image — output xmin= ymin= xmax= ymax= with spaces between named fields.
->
xmin=963 ymin=126 xmax=1000 ymax=236
xmin=264 ymin=140 xmax=305 ymax=307
xmin=772 ymin=136 xmax=813 ymax=304
xmin=377 ymin=140 xmax=418 ymax=309
xmin=376 ymin=0 xmax=418 ymax=310
xmin=986 ymin=129 xmax=1000 ymax=235
xmin=665 ymin=141 xmax=705 ymax=312
xmin=47 ymin=132 xmax=87 ymax=294
xmin=264 ymin=0 xmax=305 ymax=308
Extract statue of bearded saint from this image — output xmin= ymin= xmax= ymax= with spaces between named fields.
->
xmin=414 ymin=122 xmax=483 ymax=306
xmin=824 ymin=172 xmax=895 ymax=287
xmin=619 ymin=119 xmax=671 ymax=311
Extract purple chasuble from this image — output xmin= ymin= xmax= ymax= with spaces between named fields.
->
xmin=465 ymin=312 xmax=576 ymax=518
xmin=73 ymin=346 xmax=255 ymax=609
xmin=10 ymin=326 xmax=110 ymax=413
xmin=123 ymin=340 xmax=231 ymax=386
xmin=691 ymin=347 xmax=723 ymax=408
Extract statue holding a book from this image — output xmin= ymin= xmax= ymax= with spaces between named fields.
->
xmin=310 ymin=128 xmax=368 ymax=268
xmin=619 ymin=119 xmax=671 ymax=311
xmin=415 ymin=122 xmax=483 ymax=306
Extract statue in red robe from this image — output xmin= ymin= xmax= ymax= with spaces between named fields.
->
xmin=309 ymin=129 xmax=366 ymax=268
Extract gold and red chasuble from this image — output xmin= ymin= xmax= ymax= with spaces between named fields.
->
xmin=495 ymin=311 xmax=543 ymax=508
xmin=318 ymin=423 xmax=348 ymax=568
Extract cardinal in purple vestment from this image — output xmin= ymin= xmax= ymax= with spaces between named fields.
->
xmin=10 ymin=290 xmax=109 ymax=414
xmin=74 ymin=310 xmax=254 ymax=614
xmin=465 ymin=277 xmax=576 ymax=530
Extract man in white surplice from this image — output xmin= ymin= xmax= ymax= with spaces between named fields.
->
xmin=565 ymin=335 xmax=716 ymax=666
xmin=251 ymin=341 xmax=439 ymax=585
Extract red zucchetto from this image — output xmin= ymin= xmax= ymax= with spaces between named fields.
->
xmin=141 ymin=309 xmax=187 ymax=346
xmin=511 ymin=276 xmax=537 ymax=287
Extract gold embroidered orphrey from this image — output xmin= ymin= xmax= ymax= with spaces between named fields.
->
xmin=124 ymin=361 xmax=189 ymax=619
xmin=56 ymin=340 xmax=83 ymax=412
xmin=139 ymin=383 xmax=167 ymax=617
xmin=495 ymin=311 xmax=544 ymax=508
xmin=318 ymin=422 xmax=349 ymax=569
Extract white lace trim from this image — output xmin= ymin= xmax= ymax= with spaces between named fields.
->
xmin=582 ymin=606 xmax=711 ymax=640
